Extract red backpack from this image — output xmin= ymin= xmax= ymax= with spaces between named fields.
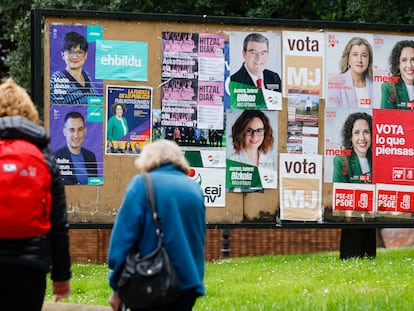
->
xmin=0 ymin=139 xmax=52 ymax=239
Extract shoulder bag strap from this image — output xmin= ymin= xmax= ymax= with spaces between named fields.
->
xmin=143 ymin=173 xmax=164 ymax=239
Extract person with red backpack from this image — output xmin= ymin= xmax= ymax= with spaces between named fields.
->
xmin=0 ymin=78 xmax=72 ymax=310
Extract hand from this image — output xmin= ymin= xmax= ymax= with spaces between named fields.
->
xmin=52 ymin=280 xmax=71 ymax=302
xmin=109 ymin=291 xmax=123 ymax=311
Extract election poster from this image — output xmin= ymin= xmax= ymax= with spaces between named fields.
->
xmin=376 ymin=183 xmax=414 ymax=219
xmin=332 ymin=182 xmax=376 ymax=218
xmin=325 ymin=32 xmax=375 ymax=108
xmin=226 ymin=109 xmax=278 ymax=192
xmin=160 ymin=31 xmax=225 ymax=142
xmin=372 ymin=34 xmax=414 ymax=109
xmin=284 ymin=31 xmax=323 ymax=156
xmin=229 ymin=31 xmax=282 ymax=110
xmin=95 ymin=40 xmax=148 ymax=81
xmin=372 ymin=109 xmax=414 ymax=185
xmin=105 ymin=85 xmax=152 ymax=155
xmin=188 ymin=167 xmax=225 ymax=207
xmin=279 ymin=153 xmax=323 ymax=221
xmin=50 ymin=105 xmax=104 ymax=186
xmin=49 ymin=24 xmax=104 ymax=105
xmin=185 ymin=149 xmax=226 ymax=207
xmin=283 ymin=31 xmax=324 ymax=97
xmin=324 ymin=107 xmax=373 ymax=183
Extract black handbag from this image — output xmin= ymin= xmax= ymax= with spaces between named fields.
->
xmin=117 ymin=173 xmax=181 ymax=309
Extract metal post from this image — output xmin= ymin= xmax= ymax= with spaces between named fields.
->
xmin=221 ymin=229 xmax=231 ymax=258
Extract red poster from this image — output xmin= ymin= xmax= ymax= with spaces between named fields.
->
xmin=333 ymin=188 xmax=354 ymax=211
xmin=377 ymin=185 xmax=414 ymax=215
xmin=372 ymin=109 xmax=414 ymax=185
xmin=333 ymin=183 xmax=375 ymax=217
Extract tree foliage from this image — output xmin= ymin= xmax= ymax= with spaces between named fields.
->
xmin=0 ymin=0 xmax=413 ymax=91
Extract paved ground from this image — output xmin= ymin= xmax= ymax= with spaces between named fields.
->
xmin=42 ymin=302 xmax=111 ymax=311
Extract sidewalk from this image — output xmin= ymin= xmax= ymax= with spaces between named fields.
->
xmin=42 ymin=302 xmax=111 ymax=311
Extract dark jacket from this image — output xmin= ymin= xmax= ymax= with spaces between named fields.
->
xmin=0 ymin=116 xmax=71 ymax=281
xmin=381 ymin=77 xmax=413 ymax=110
xmin=332 ymin=149 xmax=372 ymax=183
xmin=54 ymin=145 xmax=98 ymax=185
xmin=231 ymin=63 xmax=282 ymax=92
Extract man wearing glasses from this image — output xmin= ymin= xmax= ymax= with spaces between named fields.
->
xmin=231 ymin=33 xmax=281 ymax=92
xmin=50 ymin=31 xmax=98 ymax=104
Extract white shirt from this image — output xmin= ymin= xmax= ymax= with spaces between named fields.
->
xmin=355 ymin=86 xmax=370 ymax=108
xmin=358 ymin=156 xmax=370 ymax=175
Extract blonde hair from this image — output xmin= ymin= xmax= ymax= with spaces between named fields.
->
xmin=0 ymin=78 xmax=39 ymax=124
xmin=135 ymin=139 xmax=190 ymax=174
xmin=339 ymin=37 xmax=373 ymax=79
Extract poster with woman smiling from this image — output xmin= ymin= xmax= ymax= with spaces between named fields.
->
xmin=326 ymin=32 xmax=375 ymax=109
xmin=226 ymin=109 xmax=278 ymax=192
xmin=324 ymin=107 xmax=373 ymax=183
xmin=49 ymin=24 xmax=103 ymax=105
xmin=372 ymin=34 xmax=414 ymax=109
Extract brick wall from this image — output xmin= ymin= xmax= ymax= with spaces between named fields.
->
xmin=69 ymin=228 xmax=341 ymax=263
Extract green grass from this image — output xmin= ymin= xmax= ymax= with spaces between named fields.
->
xmin=46 ymin=247 xmax=414 ymax=310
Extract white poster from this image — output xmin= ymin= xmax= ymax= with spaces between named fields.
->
xmin=279 ymin=153 xmax=323 ymax=221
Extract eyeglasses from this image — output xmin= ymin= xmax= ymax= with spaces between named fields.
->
xmin=247 ymin=50 xmax=268 ymax=57
xmin=65 ymin=50 xmax=86 ymax=57
xmin=246 ymin=128 xmax=265 ymax=136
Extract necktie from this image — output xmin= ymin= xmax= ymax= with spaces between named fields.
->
xmin=257 ymin=78 xmax=263 ymax=88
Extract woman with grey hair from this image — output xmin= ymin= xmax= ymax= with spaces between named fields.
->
xmin=108 ymin=139 xmax=206 ymax=311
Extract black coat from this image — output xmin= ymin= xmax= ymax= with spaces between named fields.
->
xmin=0 ymin=116 xmax=71 ymax=281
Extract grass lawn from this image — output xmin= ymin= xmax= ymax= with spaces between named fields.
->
xmin=46 ymin=247 xmax=414 ymax=310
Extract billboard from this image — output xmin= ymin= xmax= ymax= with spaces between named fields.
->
xmin=32 ymin=9 xmax=414 ymax=226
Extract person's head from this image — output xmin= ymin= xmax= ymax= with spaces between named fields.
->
xmin=125 ymin=141 xmax=132 ymax=150
xmin=340 ymin=37 xmax=373 ymax=79
xmin=231 ymin=110 xmax=274 ymax=154
xmin=63 ymin=111 xmax=86 ymax=154
xmin=61 ymin=31 xmax=89 ymax=71
xmin=242 ymin=33 xmax=270 ymax=77
xmin=135 ymin=139 xmax=190 ymax=174
xmin=107 ymin=140 xmax=113 ymax=148
xmin=111 ymin=103 xmax=127 ymax=117
xmin=389 ymin=40 xmax=414 ymax=84
xmin=341 ymin=112 xmax=372 ymax=158
xmin=0 ymin=78 xmax=39 ymax=124
xmin=134 ymin=142 xmax=141 ymax=151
